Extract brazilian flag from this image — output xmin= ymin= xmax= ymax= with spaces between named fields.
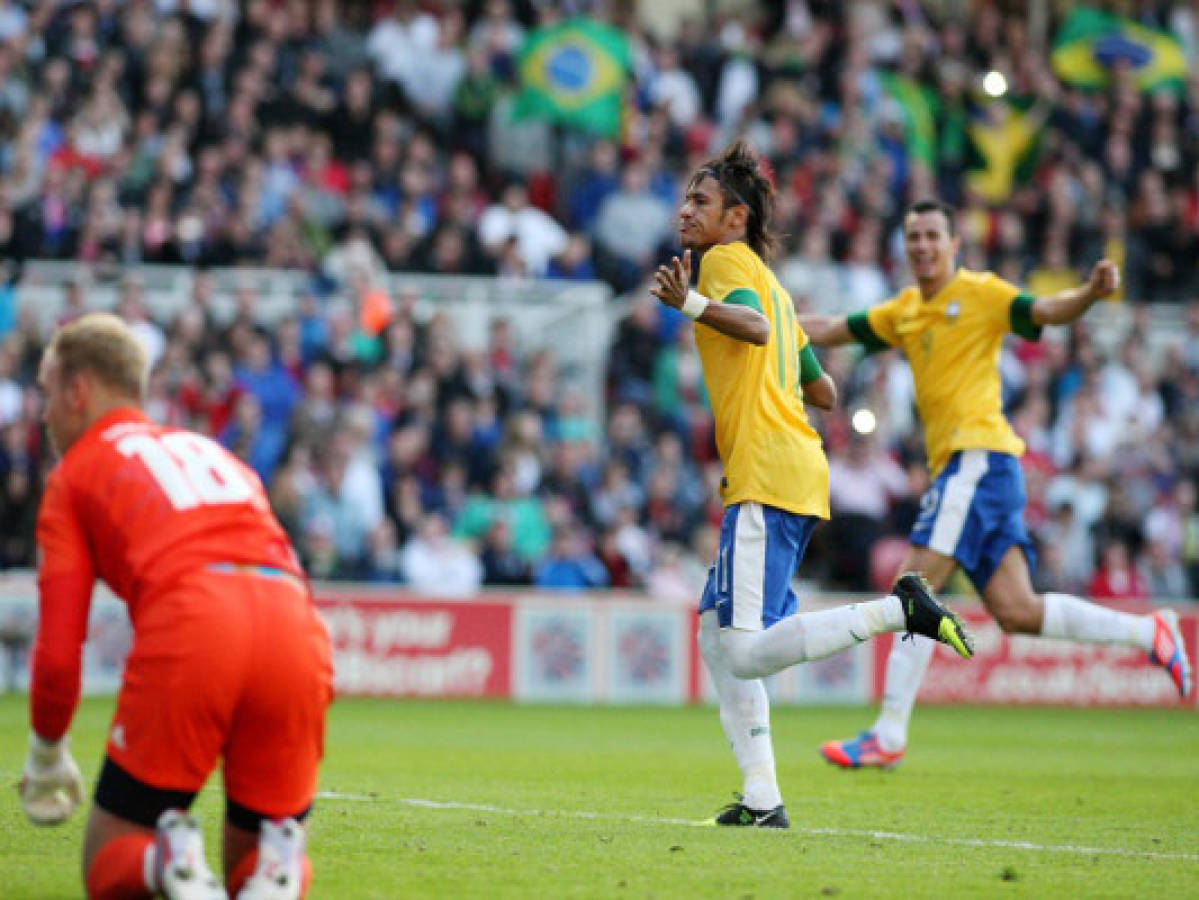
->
xmin=513 ymin=18 xmax=631 ymax=137
xmin=880 ymin=73 xmax=938 ymax=167
xmin=1052 ymin=7 xmax=1187 ymax=92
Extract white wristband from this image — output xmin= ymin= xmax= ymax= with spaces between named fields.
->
xmin=681 ymin=290 xmax=709 ymax=320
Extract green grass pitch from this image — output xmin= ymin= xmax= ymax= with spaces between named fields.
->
xmin=2 ymin=695 xmax=1197 ymax=898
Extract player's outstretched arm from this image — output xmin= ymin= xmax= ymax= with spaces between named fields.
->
xmin=1031 ymin=259 xmax=1120 ymax=326
xmin=796 ymin=314 xmax=854 ymax=347
xmin=652 ymin=251 xmax=769 ymax=346
xmin=802 ymin=372 xmax=837 ymax=410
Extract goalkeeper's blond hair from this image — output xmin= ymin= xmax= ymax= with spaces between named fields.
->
xmin=45 ymin=312 xmax=147 ymax=401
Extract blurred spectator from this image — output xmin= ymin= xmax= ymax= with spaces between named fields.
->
xmin=653 ymin=324 xmax=706 ymax=437
xmin=230 ymin=330 xmax=298 ymax=481
xmin=596 ymin=526 xmax=635 ymax=589
xmin=826 ymin=433 xmax=909 ymax=591
xmin=1091 ymin=479 xmax=1146 ymax=562
xmin=1143 ymin=539 xmax=1189 ymax=601
xmin=1026 ymin=240 xmax=1079 ymax=299
xmin=177 ymin=349 xmax=241 ymax=438
xmin=0 ymin=339 xmax=20 ymax=425
xmin=401 ymin=11 xmax=465 ymax=125
xmin=368 ymin=0 xmax=438 ymax=90
xmin=534 ymin=526 xmax=610 ymax=591
xmin=547 ymin=233 xmax=596 ymax=281
xmin=300 ymin=440 xmax=374 ymax=579
xmin=592 ymin=162 xmax=673 ymax=292
xmin=604 ymin=402 xmax=652 ymax=485
xmin=118 ymin=275 xmax=165 ymax=368
xmin=649 ymin=43 xmax=701 ymax=130
xmin=477 ymin=181 xmax=567 ymax=277
xmin=1088 ymin=539 xmax=1149 ymax=602
xmin=366 ymin=519 xmax=404 ymax=583
xmin=400 ymin=512 xmax=483 ymax=597
xmin=1032 ymin=542 xmax=1087 ymax=597
xmin=480 ymin=517 xmax=530 ymax=586
xmin=607 ymin=297 xmax=662 ymax=407
xmin=565 ymin=139 xmax=620 ymax=232
xmin=1038 ymin=498 xmax=1095 ymax=591
xmin=780 ymin=228 xmax=842 ymax=315
xmin=451 ymin=45 xmax=500 ymax=159
xmin=645 ymin=541 xmax=705 ymax=604
xmin=589 ymin=459 xmax=643 ymax=531
xmin=0 ymin=461 xmax=35 ymax=566
xmin=454 ymin=465 xmax=551 ymax=563
xmin=335 ymin=408 xmax=385 ymax=536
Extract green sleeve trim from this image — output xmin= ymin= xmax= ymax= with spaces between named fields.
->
xmin=721 ymin=288 xmax=763 ymax=313
xmin=846 ymin=311 xmax=889 ymax=351
xmin=1010 ymin=294 xmax=1043 ymax=341
xmin=798 ymin=343 xmax=823 ymax=384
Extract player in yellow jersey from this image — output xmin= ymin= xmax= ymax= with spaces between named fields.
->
xmin=651 ymin=145 xmax=974 ymax=827
xmin=800 ymin=200 xmax=1193 ymax=770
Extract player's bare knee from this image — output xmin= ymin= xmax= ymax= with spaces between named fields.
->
xmin=990 ymin=598 xmax=1040 ymax=634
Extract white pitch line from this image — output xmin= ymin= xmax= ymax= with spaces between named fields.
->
xmin=316 ymin=791 xmax=383 ymax=801
xmin=312 ymin=794 xmax=1199 ymax=863
xmin=399 ymin=797 xmax=702 ymax=827
xmin=799 ymin=827 xmax=1199 ymax=863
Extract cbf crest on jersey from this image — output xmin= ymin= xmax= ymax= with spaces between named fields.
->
xmin=946 ymin=300 xmax=962 ymax=322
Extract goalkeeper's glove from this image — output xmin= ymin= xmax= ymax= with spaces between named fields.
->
xmin=19 ymin=733 xmax=85 ymax=826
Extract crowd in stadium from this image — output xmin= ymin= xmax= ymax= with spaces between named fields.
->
xmin=0 ymin=0 xmax=1198 ymax=602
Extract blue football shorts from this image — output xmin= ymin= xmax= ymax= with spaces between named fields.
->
xmin=909 ymin=449 xmax=1035 ymax=593
xmin=699 ymin=501 xmax=819 ymax=630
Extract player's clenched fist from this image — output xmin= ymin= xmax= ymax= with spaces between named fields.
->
xmin=19 ymin=733 xmax=84 ymax=826
xmin=1088 ymin=259 xmax=1120 ymax=299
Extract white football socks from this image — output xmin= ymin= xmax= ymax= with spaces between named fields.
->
xmin=720 ymin=597 xmax=905 ymax=679
xmin=699 ymin=597 xmax=909 ymax=808
xmin=871 ymin=634 xmax=935 ymax=752
xmin=1040 ymin=592 xmax=1154 ymax=649
xmin=699 ymin=612 xmax=781 ymax=810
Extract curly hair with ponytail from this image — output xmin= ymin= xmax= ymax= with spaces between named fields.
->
xmin=688 ymin=141 xmax=778 ymax=261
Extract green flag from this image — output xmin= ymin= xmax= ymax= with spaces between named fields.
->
xmin=1052 ymin=7 xmax=1187 ymax=92
xmin=880 ymin=73 xmax=938 ymax=168
xmin=513 ymin=18 xmax=631 ymax=137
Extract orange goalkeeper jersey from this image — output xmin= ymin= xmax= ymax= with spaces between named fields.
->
xmin=33 ymin=406 xmax=303 ymax=738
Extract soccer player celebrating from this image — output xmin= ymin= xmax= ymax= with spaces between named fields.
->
xmin=20 ymin=313 xmax=332 ymax=899
xmin=801 ymin=200 xmax=1193 ymax=770
xmin=651 ymin=144 xmax=974 ymax=828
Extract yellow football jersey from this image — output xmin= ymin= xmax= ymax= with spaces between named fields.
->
xmin=849 ymin=268 xmax=1041 ymax=477
xmin=695 ymin=241 xmax=830 ymax=519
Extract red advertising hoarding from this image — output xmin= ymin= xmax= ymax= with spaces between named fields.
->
xmin=316 ymin=594 xmax=513 ymax=697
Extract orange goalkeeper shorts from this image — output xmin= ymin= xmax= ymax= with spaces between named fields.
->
xmin=106 ymin=565 xmax=333 ymax=818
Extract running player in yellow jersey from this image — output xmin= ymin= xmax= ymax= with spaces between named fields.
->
xmin=651 ymin=145 xmax=974 ymax=828
xmin=801 ymin=200 xmax=1193 ymax=770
